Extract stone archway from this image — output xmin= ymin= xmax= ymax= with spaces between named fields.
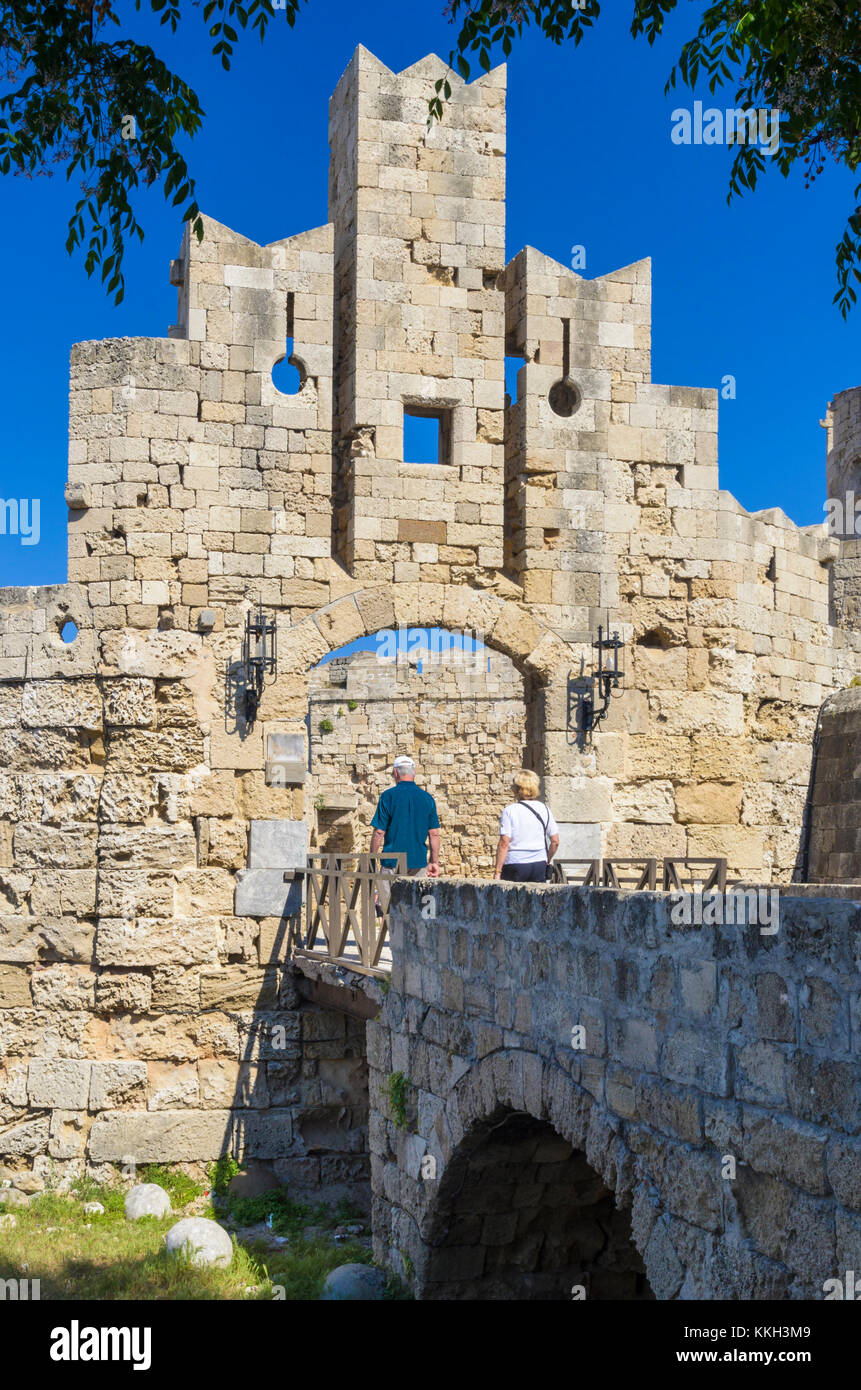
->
xmin=421 ymin=1106 xmax=653 ymax=1300
xmin=275 ymin=582 xmax=577 ymax=788
xmin=307 ymin=631 xmax=531 ymax=874
xmin=263 ymin=583 xmax=580 ymax=865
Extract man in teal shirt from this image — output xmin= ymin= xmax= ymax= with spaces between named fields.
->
xmin=370 ymin=755 xmax=441 ymax=879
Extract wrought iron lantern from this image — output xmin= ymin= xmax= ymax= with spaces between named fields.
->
xmin=570 ymin=616 xmax=625 ymax=741
xmin=239 ymin=599 xmax=277 ymax=726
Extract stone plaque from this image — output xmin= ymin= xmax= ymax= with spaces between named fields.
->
xmin=248 ymin=819 xmax=308 ymax=870
xmin=266 ymin=732 xmax=306 ymax=786
xmin=234 ymin=871 xmax=304 ymax=919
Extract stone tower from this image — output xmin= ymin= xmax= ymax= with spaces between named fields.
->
xmin=3 ymin=45 xmax=861 ymax=1191
xmin=2 ymin=43 xmax=860 ymax=922
xmin=328 ymin=48 xmax=507 ymax=580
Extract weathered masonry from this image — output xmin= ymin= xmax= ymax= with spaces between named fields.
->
xmin=1 ymin=47 xmax=860 ymax=1210
xmin=368 ymin=879 xmax=861 ymax=1300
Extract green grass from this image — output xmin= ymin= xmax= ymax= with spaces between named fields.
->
xmin=139 ymin=1164 xmax=204 ymax=1208
xmin=0 ymin=1179 xmax=401 ymax=1301
xmin=205 ymin=1155 xmax=241 ymax=1199
xmin=386 ymin=1071 xmax=408 ymax=1129
xmin=221 ymin=1188 xmax=364 ymax=1238
xmin=68 ymin=1173 xmax=127 ymax=1216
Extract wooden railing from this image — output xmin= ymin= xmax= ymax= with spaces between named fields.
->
xmin=288 ymin=853 xmax=728 ymax=978
xmin=291 ymin=851 xmax=406 ymax=979
xmin=556 ymin=857 xmax=728 ymax=893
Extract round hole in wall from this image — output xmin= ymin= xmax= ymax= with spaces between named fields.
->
xmin=272 ymin=349 xmax=304 ymax=396
xmin=60 ymin=620 xmax=78 ymax=644
xmin=548 ymin=377 xmax=582 ymax=417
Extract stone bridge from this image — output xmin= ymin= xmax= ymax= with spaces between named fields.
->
xmin=292 ymin=878 xmax=861 ymax=1300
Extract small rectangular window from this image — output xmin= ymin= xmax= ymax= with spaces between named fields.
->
xmin=403 ymin=404 xmax=451 ymax=465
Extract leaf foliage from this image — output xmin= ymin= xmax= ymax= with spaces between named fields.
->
xmin=441 ymin=1 xmax=861 ymax=315
xmin=2 ymin=0 xmax=859 ymax=312
xmin=0 ymin=0 xmax=302 ymax=300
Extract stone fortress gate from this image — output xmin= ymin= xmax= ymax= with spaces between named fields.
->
xmin=1 ymin=47 xmax=860 ymax=1298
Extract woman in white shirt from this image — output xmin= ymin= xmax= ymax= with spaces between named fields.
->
xmin=493 ymin=769 xmax=560 ymax=883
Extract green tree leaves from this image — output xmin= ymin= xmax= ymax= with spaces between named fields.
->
xmin=443 ymin=1 xmax=861 ymax=316
xmin=0 ymin=0 xmax=301 ymax=301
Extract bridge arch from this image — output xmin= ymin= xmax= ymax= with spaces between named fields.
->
xmin=390 ymin=1050 xmax=656 ymax=1301
xmin=421 ymin=1106 xmax=653 ymax=1300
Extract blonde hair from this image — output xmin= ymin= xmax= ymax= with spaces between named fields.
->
xmin=512 ymin=769 xmax=540 ymax=801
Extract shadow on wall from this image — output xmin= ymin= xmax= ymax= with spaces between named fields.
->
xmin=225 ymin=910 xmax=372 ymax=1211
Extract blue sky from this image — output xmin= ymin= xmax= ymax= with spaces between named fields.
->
xmin=1 ymin=0 xmax=858 ymax=587
xmin=317 ymin=627 xmax=490 ymax=667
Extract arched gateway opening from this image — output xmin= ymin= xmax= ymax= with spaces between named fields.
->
xmin=423 ymin=1109 xmax=654 ymax=1301
xmin=307 ymin=627 xmax=539 ymax=874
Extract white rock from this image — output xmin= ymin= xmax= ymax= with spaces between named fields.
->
xmin=124 ymin=1183 xmax=172 ymax=1220
xmin=83 ymin=1201 xmax=105 ymax=1215
xmin=165 ymin=1217 xmax=233 ymax=1269
xmin=321 ymin=1264 xmax=387 ymax=1301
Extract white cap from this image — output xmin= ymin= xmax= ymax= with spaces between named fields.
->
xmin=393 ymin=755 xmax=415 ymax=771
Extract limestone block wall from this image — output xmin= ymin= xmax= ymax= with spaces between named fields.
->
xmin=592 ymin=494 xmax=861 ymax=878
xmin=67 ymin=216 xmax=335 ymax=632
xmin=370 ymin=878 xmax=861 ymax=1299
xmin=0 ymin=649 xmax=370 ymax=1200
xmin=6 ymin=42 xmax=861 ymax=1204
xmin=0 ymin=584 xmax=97 ymax=682
xmin=825 ymin=386 xmax=861 ymax=507
xmin=806 ymin=686 xmax=861 ymax=882
xmin=329 ymin=48 xmax=507 ymax=578
xmin=596 ymin=497 xmax=859 ymax=880
xmin=503 ymin=246 xmax=655 ymax=619
xmin=308 ymin=647 xmax=528 ymax=872
xmin=47 ymin=44 xmax=861 ymax=884
xmin=502 ymin=242 xmax=861 ymax=880
xmin=826 ymin=387 xmax=861 ymax=628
